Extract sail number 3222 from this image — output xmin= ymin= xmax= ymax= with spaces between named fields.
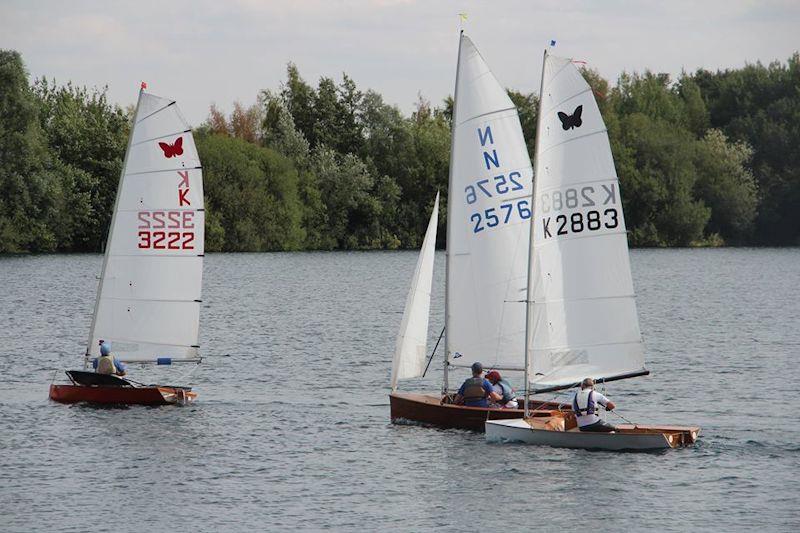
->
xmin=137 ymin=210 xmax=195 ymax=250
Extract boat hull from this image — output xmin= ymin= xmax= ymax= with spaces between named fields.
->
xmin=389 ymin=392 xmax=564 ymax=432
xmin=49 ymin=384 xmax=196 ymax=406
xmin=486 ymin=418 xmax=700 ymax=451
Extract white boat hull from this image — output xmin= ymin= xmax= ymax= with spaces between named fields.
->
xmin=486 ymin=418 xmax=695 ymax=451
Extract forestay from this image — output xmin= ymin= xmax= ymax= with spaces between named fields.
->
xmin=391 ymin=193 xmax=439 ymax=390
xmin=87 ymin=90 xmax=204 ymax=363
xmin=527 ymin=54 xmax=646 ymax=390
xmin=446 ymin=33 xmax=533 ymax=371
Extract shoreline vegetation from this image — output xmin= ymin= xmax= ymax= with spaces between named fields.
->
xmin=1 ymin=50 xmax=798 ymax=253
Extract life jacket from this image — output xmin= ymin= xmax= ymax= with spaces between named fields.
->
xmin=96 ymin=354 xmax=117 ymax=375
xmin=572 ymin=389 xmax=596 ymax=416
xmin=462 ymin=377 xmax=488 ymax=402
xmin=497 ymin=379 xmax=514 ymax=402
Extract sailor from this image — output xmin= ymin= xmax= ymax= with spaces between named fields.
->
xmin=96 ymin=341 xmax=127 ymax=376
xmin=455 ymin=362 xmax=501 ymax=407
xmin=572 ymin=377 xmax=616 ymax=432
xmin=486 ymin=370 xmax=518 ymax=409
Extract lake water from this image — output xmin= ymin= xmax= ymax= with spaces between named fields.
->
xmin=1 ymin=249 xmax=798 ymax=532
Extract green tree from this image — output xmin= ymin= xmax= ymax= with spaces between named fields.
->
xmin=677 ymin=76 xmax=709 ymax=137
xmin=693 ymin=129 xmax=757 ymax=241
xmin=507 ymin=89 xmax=537 ymax=160
xmin=692 ymin=55 xmax=800 ymax=244
xmin=617 ymin=113 xmax=710 ymax=246
xmin=615 ymin=71 xmax=687 ymax=126
xmin=196 ymin=132 xmax=305 ymax=251
xmin=280 ymin=63 xmax=317 ymax=146
xmin=33 ymin=79 xmax=129 ymax=251
xmin=312 ymin=77 xmax=339 ymax=150
xmin=0 ymin=50 xmax=58 ymax=251
xmin=260 ymin=92 xmax=331 ymax=249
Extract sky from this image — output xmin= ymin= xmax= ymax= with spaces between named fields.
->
xmin=1 ymin=0 xmax=797 ymax=125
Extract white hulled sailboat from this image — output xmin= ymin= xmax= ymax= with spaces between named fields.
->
xmin=485 ymin=50 xmax=699 ymax=450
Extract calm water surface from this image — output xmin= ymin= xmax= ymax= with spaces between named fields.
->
xmin=1 ymin=249 xmax=798 ymax=532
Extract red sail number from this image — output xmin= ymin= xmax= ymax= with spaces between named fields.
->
xmin=137 ymin=210 xmax=195 ymax=250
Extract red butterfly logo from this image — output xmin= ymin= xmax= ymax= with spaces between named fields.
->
xmin=158 ymin=137 xmax=184 ymax=158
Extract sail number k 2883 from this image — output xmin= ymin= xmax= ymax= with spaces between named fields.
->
xmin=542 ymin=209 xmax=619 ymax=238
xmin=137 ymin=210 xmax=195 ymax=250
xmin=539 ymin=184 xmax=621 ymax=240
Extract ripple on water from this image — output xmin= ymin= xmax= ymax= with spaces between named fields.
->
xmin=0 ymin=249 xmax=799 ymax=531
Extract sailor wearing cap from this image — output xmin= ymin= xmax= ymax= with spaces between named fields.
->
xmin=454 ymin=362 xmax=501 ymax=407
xmin=486 ymin=370 xmax=518 ymax=409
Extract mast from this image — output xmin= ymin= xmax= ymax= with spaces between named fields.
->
xmin=524 ymin=50 xmax=548 ymax=418
xmin=443 ymin=30 xmax=464 ymax=395
xmin=84 ymin=86 xmax=144 ymax=368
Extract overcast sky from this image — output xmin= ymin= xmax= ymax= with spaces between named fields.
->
xmin=2 ymin=0 xmax=797 ymax=125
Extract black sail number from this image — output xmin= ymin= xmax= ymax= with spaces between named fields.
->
xmin=604 ymin=208 xmax=619 ymax=229
xmin=542 ymin=208 xmax=620 ymax=239
xmin=556 ymin=215 xmax=567 ymax=235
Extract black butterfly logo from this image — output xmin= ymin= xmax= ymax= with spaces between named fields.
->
xmin=557 ymin=105 xmax=583 ymax=130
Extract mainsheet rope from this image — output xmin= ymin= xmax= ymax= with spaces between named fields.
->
xmin=599 ymin=380 xmax=639 ymax=427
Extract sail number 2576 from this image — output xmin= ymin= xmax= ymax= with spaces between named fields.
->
xmin=471 ymin=199 xmax=532 ymax=233
xmin=465 ymin=172 xmax=525 ymax=204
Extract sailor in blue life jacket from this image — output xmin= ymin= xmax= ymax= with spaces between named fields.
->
xmin=572 ymin=377 xmax=617 ymax=432
xmin=95 ymin=341 xmax=127 ymax=377
xmin=454 ymin=362 xmax=501 ymax=407
xmin=485 ymin=370 xmax=518 ymax=409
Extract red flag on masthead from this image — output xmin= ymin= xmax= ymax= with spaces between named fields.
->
xmin=141 ymin=81 xmax=148 ymax=90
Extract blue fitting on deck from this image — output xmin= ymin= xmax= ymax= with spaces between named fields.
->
xmin=156 ymin=357 xmax=173 ymax=365
xmin=91 ymin=358 xmax=98 ymax=369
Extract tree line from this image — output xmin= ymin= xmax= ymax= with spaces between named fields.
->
xmin=1 ymin=49 xmax=798 ymax=253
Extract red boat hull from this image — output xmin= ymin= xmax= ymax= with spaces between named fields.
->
xmin=49 ymin=384 xmax=196 ymax=405
xmin=389 ymin=392 xmax=565 ymax=432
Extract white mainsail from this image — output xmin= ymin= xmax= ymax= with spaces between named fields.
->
xmin=86 ymin=89 xmax=205 ymax=363
xmin=391 ymin=193 xmax=439 ymax=390
xmin=526 ymin=53 xmax=646 ymax=391
xmin=446 ymin=33 xmax=534 ymax=371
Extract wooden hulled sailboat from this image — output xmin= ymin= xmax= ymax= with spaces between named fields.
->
xmin=49 ymin=85 xmax=204 ymax=406
xmin=485 ymin=50 xmax=699 ymax=450
xmin=389 ymin=33 xmax=564 ymax=430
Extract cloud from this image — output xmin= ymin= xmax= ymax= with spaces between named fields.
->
xmin=1 ymin=0 xmax=796 ymax=125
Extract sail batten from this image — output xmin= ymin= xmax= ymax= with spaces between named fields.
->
xmin=456 ymin=106 xmax=519 ymax=126
xmin=135 ymin=101 xmax=176 ymax=123
xmin=102 ymin=297 xmax=202 ymax=303
xmin=103 ymin=339 xmax=200 ymax=349
xmin=541 ymin=88 xmax=594 ymax=112
xmin=124 ymin=167 xmax=203 ymax=177
xmin=131 ymin=130 xmax=193 ymax=147
xmin=538 ymin=129 xmax=609 ymax=154
xmin=87 ymin=90 xmax=204 ymax=363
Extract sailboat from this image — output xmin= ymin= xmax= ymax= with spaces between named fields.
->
xmin=389 ymin=33 xmax=564 ymax=431
xmin=49 ymin=85 xmax=204 ymax=406
xmin=485 ymin=50 xmax=699 ymax=450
